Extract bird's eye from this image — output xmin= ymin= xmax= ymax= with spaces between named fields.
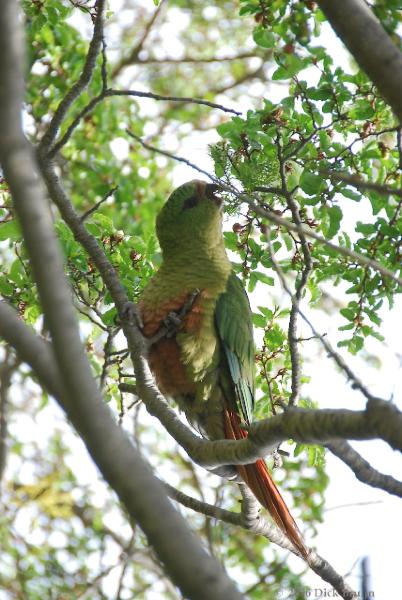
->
xmin=183 ymin=195 xmax=199 ymax=210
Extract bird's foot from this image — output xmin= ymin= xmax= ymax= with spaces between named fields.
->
xmin=162 ymin=310 xmax=188 ymax=338
xmin=120 ymin=301 xmax=144 ymax=329
xmin=160 ymin=289 xmax=201 ymax=339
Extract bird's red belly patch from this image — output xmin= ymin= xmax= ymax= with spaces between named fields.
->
xmin=140 ymin=292 xmax=207 ymax=397
xmin=148 ymin=339 xmax=196 ymax=396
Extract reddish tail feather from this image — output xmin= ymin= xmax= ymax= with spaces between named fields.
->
xmin=223 ymin=408 xmax=308 ymax=559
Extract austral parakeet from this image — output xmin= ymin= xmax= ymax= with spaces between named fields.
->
xmin=139 ymin=180 xmax=307 ymax=558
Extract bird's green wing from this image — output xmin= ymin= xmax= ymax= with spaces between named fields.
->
xmin=215 ymin=272 xmax=255 ymax=425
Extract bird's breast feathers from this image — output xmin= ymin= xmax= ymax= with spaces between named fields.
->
xmin=140 ymin=290 xmax=219 ymax=398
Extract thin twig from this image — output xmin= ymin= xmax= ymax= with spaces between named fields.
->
xmin=325 ymin=500 xmax=382 ymax=512
xmin=111 ymin=89 xmax=241 ymax=115
xmin=276 ymin=133 xmax=313 ymax=406
xmin=112 ymin=0 xmax=167 ymax=77
xmin=49 ymin=90 xmax=240 ymax=157
xmin=133 ymin=51 xmax=258 ymax=64
xmin=100 ymin=37 xmax=108 ymax=92
xmin=114 ymin=533 xmax=136 ymax=600
xmin=39 ymin=0 xmax=107 ymax=152
xmin=397 ymin=127 xmax=402 ymax=170
xmin=126 ymin=130 xmax=214 ymax=179
xmin=265 ymin=228 xmax=380 ymax=403
xmin=80 ymin=186 xmax=118 ymax=222
xmin=324 ymin=170 xmax=402 ymax=197
xmin=100 ymin=327 xmax=119 ymax=390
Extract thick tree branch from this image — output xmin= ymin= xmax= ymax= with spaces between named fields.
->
xmin=166 ymin=481 xmax=356 ymax=599
xmin=0 ymin=309 xmax=240 ymax=599
xmin=0 ymin=301 xmax=362 ymax=597
xmin=327 ymin=440 xmax=402 ymax=498
xmin=317 ymin=0 xmax=402 ymax=122
xmin=239 ymin=485 xmax=298 ymax=553
xmin=121 ymin=377 xmax=402 ymax=468
xmin=0 ymin=349 xmax=17 ymax=490
xmin=0 ymin=4 xmax=244 ymax=599
xmin=0 ymin=302 xmax=63 ymax=399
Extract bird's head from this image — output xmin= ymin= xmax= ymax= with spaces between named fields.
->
xmin=156 ymin=180 xmax=224 ymax=256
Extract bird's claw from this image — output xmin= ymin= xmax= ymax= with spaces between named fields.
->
xmin=163 ymin=311 xmax=184 ymax=338
xmin=121 ymin=301 xmax=144 ymax=329
xmin=161 ymin=290 xmax=201 ymax=339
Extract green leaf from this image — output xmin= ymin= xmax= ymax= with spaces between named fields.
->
xmin=349 ymin=100 xmax=375 ymax=120
xmin=92 ymin=214 xmax=115 ymax=234
xmin=24 ymin=304 xmax=41 ymax=325
xmin=9 ymin=258 xmax=25 ymax=284
xmin=341 ymin=188 xmax=361 ymax=202
xmin=252 ymin=312 xmax=267 ymax=328
xmin=306 ymin=88 xmax=332 ymax=101
xmin=324 ymin=205 xmax=342 ymax=239
xmin=355 ymin=222 xmax=376 ymax=235
xmin=254 ymin=271 xmax=274 ymax=286
xmin=0 ymin=220 xmax=21 ymax=241
xmin=350 ymin=335 xmax=364 ymax=354
xmin=253 ymin=27 xmax=275 ymax=48
xmin=0 ymin=277 xmax=14 ymax=295
xmin=300 ymin=171 xmax=325 ymax=195
xmin=224 ymin=231 xmax=239 ymax=252
xmin=340 ymin=307 xmax=355 ymax=321
xmin=272 ymin=55 xmax=305 ymax=80
xmin=102 ymin=307 xmax=117 ymax=326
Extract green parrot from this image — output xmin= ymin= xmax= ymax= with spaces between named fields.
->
xmin=139 ymin=180 xmax=307 ymax=558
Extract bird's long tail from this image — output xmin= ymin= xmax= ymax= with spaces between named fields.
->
xmin=223 ymin=408 xmax=308 ymax=559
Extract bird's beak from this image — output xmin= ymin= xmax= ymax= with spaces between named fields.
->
xmin=205 ymin=183 xmax=223 ymax=207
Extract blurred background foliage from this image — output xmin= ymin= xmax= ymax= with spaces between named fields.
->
xmin=0 ymin=0 xmax=401 ymax=597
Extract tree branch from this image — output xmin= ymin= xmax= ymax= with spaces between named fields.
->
xmin=324 ymin=170 xmax=402 ymax=198
xmin=166 ymin=480 xmax=356 ymax=599
xmin=112 ymin=0 xmax=167 ymax=77
xmin=317 ymin=0 xmax=402 ymax=122
xmin=49 ymin=90 xmax=240 ymax=157
xmin=133 ymin=51 xmax=258 ymax=64
xmin=327 ymin=440 xmax=402 ymax=498
xmin=39 ymin=0 xmax=107 ymax=152
xmin=0 ymin=348 xmax=17 ymax=490
xmin=276 ymin=135 xmax=313 ymax=406
xmin=121 ymin=377 xmax=402 ymax=467
xmin=126 ymin=129 xmax=214 ymax=179
xmin=265 ymin=230 xmax=379 ymax=403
